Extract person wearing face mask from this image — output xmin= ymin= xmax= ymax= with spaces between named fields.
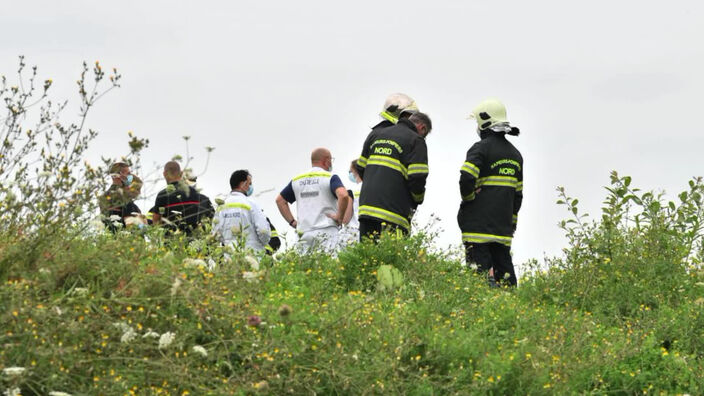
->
xmin=99 ymin=161 xmax=143 ymax=232
xmin=338 ymin=160 xmax=363 ymax=246
xmin=458 ymin=98 xmax=523 ymax=287
xmin=355 ymin=112 xmax=432 ymax=240
xmin=212 ymin=169 xmax=271 ymax=252
xmin=275 ymin=147 xmax=349 ymax=253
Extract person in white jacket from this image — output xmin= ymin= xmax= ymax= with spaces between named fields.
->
xmin=212 ymin=170 xmax=271 ymax=252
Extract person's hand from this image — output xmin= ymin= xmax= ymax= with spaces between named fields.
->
xmin=475 ymin=188 xmax=482 ymax=194
xmin=289 ymin=219 xmax=298 ymax=229
xmin=325 ymin=212 xmax=341 ymax=225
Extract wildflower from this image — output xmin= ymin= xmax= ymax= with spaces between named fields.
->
xmin=49 ymin=391 xmax=74 ymax=396
xmin=192 ymin=345 xmax=208 ymax=357
xmin=2 ymin=367 xmax=26 ymax=377
xmin=158 ymin=332 xmax=176 ymax=349
xmin=109 ymin=215 xmax=121 ymax=222
xmin=252 ymin=381 xmax=268 ymax=390
xmin=120 ymin=327 xmax=137 ymax=344
xmin=182 ymin=258 xmax=207 ymax=269
xmin=143 ymin=329 xmax=159 ymax=339
xmin=245 ymin=255 xmax=260 ymax=271
xmin=278 ymin=304 xmax=292 ymax=317
xmin=38 ymin=171 xmax=52 ymax=178
xmin=242 ymin=271 xmax=260 ymax=283
xmin=3 ymin=387 xmax=20 ymax=396
xmin=171 ymin=277 xmax=182 ymax=297
xmin=247 ymin=315 xmax=262 ymax=327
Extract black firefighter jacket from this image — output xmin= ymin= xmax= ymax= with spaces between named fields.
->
xmin=355 ymin=118 xmax=429 ymax=231
xmin=457 ymin=130 xmax=523 ymax=246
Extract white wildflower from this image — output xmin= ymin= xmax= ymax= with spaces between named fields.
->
xmin=72 ymin=287 xmax=89 ymax=296
xmin=245 ymin=255 xmax=260 ymax=271
xmin=38 ymin=268 xmax=51 ymax=274
xmin=54 ymin=306 xmax=63 ymax=316
xmin=38 ymin=171 xmax=52 ymax=178
xmin=3 ymin=387 xmax=20 ymax=396
xmin=192 ymin=345 xmax=208 ymax=357
xmin=120 ymin=327 xmax=137 ymax=344
xmin=182 ymin=258 xmax=207 ymax=269
xmin=207 ymin=258 xmax=217 ymax=271
xmin=109 ymin=214 xmax=121 ymax=222
xmin=49 ymin=391 xmax=74 ymax=396
xmin=158 ymin=331 xmax=176 ymax=349
xmin=242 ymin=271 xmax=261 ymax=283
xmin=142 ymin=329 xmax=160 ymax=338
xmin=2 ymin=367 xmax=26 ymax=377
xmin=171 ymin=277 xmax=182 ymax=297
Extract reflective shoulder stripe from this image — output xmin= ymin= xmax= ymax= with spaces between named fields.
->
xmin=411 ymin=191 xmax=425 ymax=203
xmin=217 ymin=202 xmax=252 ymax=211
xmin=358 ymin=156 xmax=368 ymax=167
xmin=359 ymin=205 xmax=410 ymax=230
xmin=407 ymin=163 xmax=429 ymax=175
xmin=379 ymin=110 xmax=399 ymax=124
xmin=461 ymin=162 xmax=480 ymax=178
xmin=477 ymin=176 xmax=518 ymax=188
xmin=462 ymin=232 xmax=513 ymax=246
xmin=292 ymin=172 xmax=332 ymax=181
xmin=367 ymin=155 xmax=408 ymax=178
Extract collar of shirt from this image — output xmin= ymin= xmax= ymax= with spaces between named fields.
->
xmin=230 ymin=191 xmax=246 ymax=196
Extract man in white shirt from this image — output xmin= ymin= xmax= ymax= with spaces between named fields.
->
xmin=275 ymin=148 xmax=349 ymax=253
xmin=213 ymin=170 xmax=271 ymax=253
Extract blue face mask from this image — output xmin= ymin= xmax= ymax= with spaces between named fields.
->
xmin=348 ymin=172 xmax=357 ymax=184
xmin=124 ymin=174 xmax=133 ymax=187
xmin=246 ymin=185 xmax=254 ymax=196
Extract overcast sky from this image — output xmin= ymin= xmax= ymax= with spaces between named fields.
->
xmin=2 ymin=0 xmax=703 ymax=272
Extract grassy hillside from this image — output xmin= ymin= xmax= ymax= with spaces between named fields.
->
xmin=2 ymin=172 xmax=704 ymax=395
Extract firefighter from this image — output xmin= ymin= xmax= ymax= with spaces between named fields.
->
xmin=355 ymin=112 xmax=432 ymax=240
xmin=458 ymin=98 xmax=523 ymax=287
xmin=275 ymin=148 xmax=349 ymax=253
xmin=355 ymin=93 xmax=419 ymax=180
xmin=212 ymin=170 xmax=271 ymax=253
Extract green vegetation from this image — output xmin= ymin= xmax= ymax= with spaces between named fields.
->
xmin=1 ymin=59 xmax=702 ymax=394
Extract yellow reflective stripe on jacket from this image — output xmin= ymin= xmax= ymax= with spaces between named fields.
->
xmin=512 ymin=214 xmax=518 ymax=224
xmin=292 ymin=172 xmax=331 ymax=181
xmin=462 ymin=232 xmax=513 ymax=246
xmin=462 ymin=192 xmax=476 ymax=201
xmin=476 ymin=176 xmax=518 ymax=188
xmin=411 ymin=191 xmax=425 ymax=203
xmin=265 ymin=245 xmax=274 ymax=253
xmin=270 ymin=230 xmax=279 ymax=238
xmin=461 ymin=162 xmax=480 ymax=178
xmin=366 ymin=155 xmax=408 ymax=178
xmin=516 ymin=181 xmax=523 ymax=192
xmin=217 ymin=202 xmax=252 ymax=211
xmin=380 ymin=110 xmax=399 ymax=124
xmin=358 ymin=156 xmax=368 ymax=168
xmin=359 ymin=205 xmax=410 ymax=230
xmin=407 ymin=163 xmax=429 ymax=175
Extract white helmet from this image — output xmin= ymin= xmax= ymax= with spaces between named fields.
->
xmin=380 ymin=93 xmax=419 ymax=124
xmin=469 ymin=98 xmax=508 ymax=130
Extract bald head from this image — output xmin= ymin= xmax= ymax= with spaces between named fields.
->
xmin=311 ymin=147 xmax=333 ymax=171
xmin=163 ymin=161 xmax=182 ymax=182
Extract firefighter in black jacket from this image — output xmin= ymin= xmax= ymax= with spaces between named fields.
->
xmin=458 ymin=98 xmax=523 ymax=287
xmin=355 ymin=112 xmax=432 ymax=240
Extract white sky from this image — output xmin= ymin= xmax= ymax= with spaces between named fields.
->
xmin=3 ymin=0 xmax=703 ymax=273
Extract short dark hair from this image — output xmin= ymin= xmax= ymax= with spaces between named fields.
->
xmin=409 ymin=112 xmax=432 ymax=132
xmin=230 ymin=169 xmax=251 ymax=190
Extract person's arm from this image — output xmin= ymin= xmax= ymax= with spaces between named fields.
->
xmin=330 ymin=187 xmax=349 ymax=225
xmin=513 ymin=160 xmax=523 ymax=232
xmin=276 ymin=181 xmax=297 ymax=228
xmin=251 ymin=204 xmax=271 ymax=246
xmin=406 ymin=138 xmax=429 ymax=207
xmin=356 ymin=132 xmax=374 ymax=180
xmin=266 ymin=218 xmax=281 ymax=252
xmin=342 ymin=190 xmax=354 ymax=224
xmin=459 ymin=143 xmax=484 ymax=202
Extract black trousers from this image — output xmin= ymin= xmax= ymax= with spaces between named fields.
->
xmin=464 ymin=242 xmax=517 ymax=287
xmin=359 ymin=218 xmax=407 ymax=242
